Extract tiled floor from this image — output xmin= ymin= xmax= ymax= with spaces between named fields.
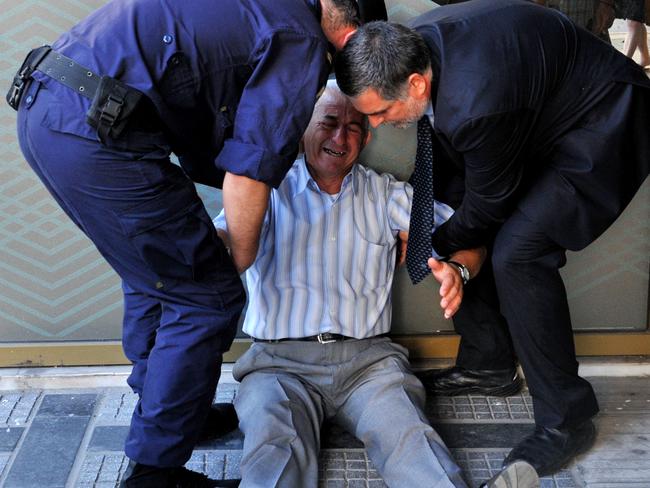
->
xmin=1 ymin=375 xmax=649 ymax=487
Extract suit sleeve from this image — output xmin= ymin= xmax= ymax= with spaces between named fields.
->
xmin=431 ymin=108 xmax=535 ymax=255
xmin=215 ymin=30 xmax=330 ymax=188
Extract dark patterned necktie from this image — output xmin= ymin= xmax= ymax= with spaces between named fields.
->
xmin=406 ymin=116 xmax=435 ymax=284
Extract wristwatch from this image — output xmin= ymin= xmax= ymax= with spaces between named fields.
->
xmin=446 ymin=260 xmax=470 ymax=285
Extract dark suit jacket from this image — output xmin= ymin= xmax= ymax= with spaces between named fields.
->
xmin=413 ymin=0 xmax=650 ymax=255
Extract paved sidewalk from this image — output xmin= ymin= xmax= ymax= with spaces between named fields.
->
xmin=0 ymin=373 xmax=649 ymax=487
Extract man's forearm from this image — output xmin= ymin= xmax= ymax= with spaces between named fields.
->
xmin=449 ymin=246 xmax=487 ymax=279
xmin=222 ymin=172 xmax=270 ymax=273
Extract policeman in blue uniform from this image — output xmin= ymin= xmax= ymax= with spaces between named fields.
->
xmin=8 ymin=0 xmax=372 ymax=486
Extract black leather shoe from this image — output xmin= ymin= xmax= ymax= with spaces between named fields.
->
xmin=199 ymin=402 xmax=239 ymax=441
xmin=119 ymin=461 xmax=240 ymax=487
xmin=479 ymin=460 xmax=539 ymax=488
xmin=417 ymin=366 xmax=523 ymax=396
xmin=503 ymin=419 xmax=597 ymax=477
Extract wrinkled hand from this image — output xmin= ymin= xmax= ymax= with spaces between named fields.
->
xmin=428 ymin=258 xmax=463 ymax=319
xmin=396 ymin=230 xmax=408 ymax=267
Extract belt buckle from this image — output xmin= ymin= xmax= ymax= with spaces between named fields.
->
xmin=6 ymin=67 xmax=30 ymax=110
xmin=317 ymin=333 xmax=336 ymax=344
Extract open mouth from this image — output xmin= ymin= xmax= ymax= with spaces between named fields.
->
xmin=323 ymin=147 xmax=346 ymax=157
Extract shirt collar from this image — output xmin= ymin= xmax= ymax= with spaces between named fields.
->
xmin=294 ymin=155 xmax=358 ymax=196
xmin=424 ymin=102 xmax=434 ymax=128
xmin=293 ymin=155 xmax=312 ymax=195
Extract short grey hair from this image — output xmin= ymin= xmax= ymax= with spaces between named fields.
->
xmin=325 ymin=0 xmax=361 ymax=29
xmin=334 ymin=21 xmax=431 ymax=100
xmin=320 ymin=78 xmax=370 ymax=135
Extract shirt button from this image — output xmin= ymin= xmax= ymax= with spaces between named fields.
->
xmin=162 ymin=34 xmax=173 ymax=44
xmin=25 ymin=95 xmax=33 ymax=106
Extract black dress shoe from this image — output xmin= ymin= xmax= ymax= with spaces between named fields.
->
xmin=503 ymin=419 xmax=596 ymax=477
xmin=199 ymin=402 xmax=239 ymax=441
xmin=479 ymin=460 xmax=539 ymax=488
xmin=120 ymin=461 xmax=240 ymax=487
xmin=417 ymin=366 xmax=523 ymax=396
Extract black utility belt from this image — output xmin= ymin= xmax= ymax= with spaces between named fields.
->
xmin=252 ymin=332 xmax=390 ymax=344
xmin=7 ymin=45 xmax=149 ymax=143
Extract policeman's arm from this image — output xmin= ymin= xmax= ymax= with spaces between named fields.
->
xmin=215 ymin=31 xmax=329 ymax=189
xmin=222 ymin=172 xmax=270 ymax=273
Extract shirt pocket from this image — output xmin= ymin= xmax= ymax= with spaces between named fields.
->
xmin=348 ymin=231 xmax=392 ymax=292
xmin=158 ymin=52 xmax=198 ymax=109
xmin=116 ymin=182 xmax=229 ymax=286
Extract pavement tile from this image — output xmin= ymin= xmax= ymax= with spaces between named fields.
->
xmin=77 ymin=453 xmax=129 ymax=488
xmin=0 ymin=392 xmax=40 ymax=426
xmin=0 ymin=427 xmax=23 ymax=451
xmin=0 ymin=453 xmax=10 ymax=479
xmin=36 ymin=393 xmax=96 ymax=417
xmin=1 ymin=375 xmax=648 ymax=487
xmin=4 ymin=416 xmax=91 ymax=488
xmin=95 ymin=390 xmax=136 ymax=425
xmin=88 ymin=425 xmax=128 ymax=452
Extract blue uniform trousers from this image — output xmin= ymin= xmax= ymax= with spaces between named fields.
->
xmin=17 ymin=82 xmax=246 ymax=467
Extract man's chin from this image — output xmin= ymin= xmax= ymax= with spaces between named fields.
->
xmin=390 ymin=119 xmax=417 ymax=130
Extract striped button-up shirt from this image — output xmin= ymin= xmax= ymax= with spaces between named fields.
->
xmin=214 ymin=156 xmax=453 ymax=340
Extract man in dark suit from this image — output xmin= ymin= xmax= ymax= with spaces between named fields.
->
xmin=334 ymin=0 xmax=650 ymax=477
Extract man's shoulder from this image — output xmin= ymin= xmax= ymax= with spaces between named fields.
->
xmin=355 ymin=163 xmax=406 ymax=184
xmin=354 ymin=163 xmax=410 ymax=203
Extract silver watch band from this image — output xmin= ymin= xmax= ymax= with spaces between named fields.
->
xmin=446 ymin=260 xmax=470 ymax=285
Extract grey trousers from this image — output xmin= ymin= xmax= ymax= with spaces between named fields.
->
xmin=232 ymin=337 xmax=468 ymax=488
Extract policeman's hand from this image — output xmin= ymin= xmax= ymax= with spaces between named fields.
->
xmin=396 ymin=230 xmax=408 ymax=267
xmin=428 ymin=257 xmax=463 ymax=319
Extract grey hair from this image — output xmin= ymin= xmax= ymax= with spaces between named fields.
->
xmin=324 ymin=0 xmax=361 ymax=29
xmin=334 ymin=21 xmax=431 ymax=100
xmin=320 ymin=78 xmax=370 ymax=135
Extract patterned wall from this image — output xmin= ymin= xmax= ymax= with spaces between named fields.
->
xmin=0 ymin=0 xmax=647 ymax=344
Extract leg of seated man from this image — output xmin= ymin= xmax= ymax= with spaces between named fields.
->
xmin=334 ymin=339 xmax=468 ymax=488
xmin=234 ymin=344 xmax=325 ymax=488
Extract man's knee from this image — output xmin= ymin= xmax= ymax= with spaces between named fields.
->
xmin=236 ymin=375 xmax=317 ymax=439
xmin=491 ymin=235 xmax=521 ymax=282
xmin=491 ymin=211 xmax=566 ymax=282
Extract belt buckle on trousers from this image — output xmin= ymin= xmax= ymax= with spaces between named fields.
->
xmin=316 ymin=333 xmax=338 ymax=344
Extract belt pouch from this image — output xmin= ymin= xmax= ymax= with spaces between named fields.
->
xmin=86 ymin=75 xmax=144 ymax=143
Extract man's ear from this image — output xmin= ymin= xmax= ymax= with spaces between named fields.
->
xmin=342 ymin=28 xmax=357 ymax=47
xmin=363 ymin=128 xmax=373 ymax=147
xmin=407 ymin=72 xmax=428 ymax=99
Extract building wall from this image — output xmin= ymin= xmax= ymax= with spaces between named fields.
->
xmin=0 ymin=0 xmax=647 ymax=345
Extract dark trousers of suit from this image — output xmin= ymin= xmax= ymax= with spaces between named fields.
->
xmin=438 ymin=81 xmax=649 ymax=429
xmin=491 ymin=209 xmax=599 ymax=429
xmin=434 ymin=141 xmax=517 ymax=372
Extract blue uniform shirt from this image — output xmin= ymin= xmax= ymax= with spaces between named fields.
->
xmin=34 ymin=0 xmax=331 ymax=188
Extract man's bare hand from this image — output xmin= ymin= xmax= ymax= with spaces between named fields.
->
xmin=428 ymin=257 xmax=463 ymax=319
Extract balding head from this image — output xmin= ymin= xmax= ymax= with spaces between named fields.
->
xmin=302 ymin=80 xmax=371 ymax=193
